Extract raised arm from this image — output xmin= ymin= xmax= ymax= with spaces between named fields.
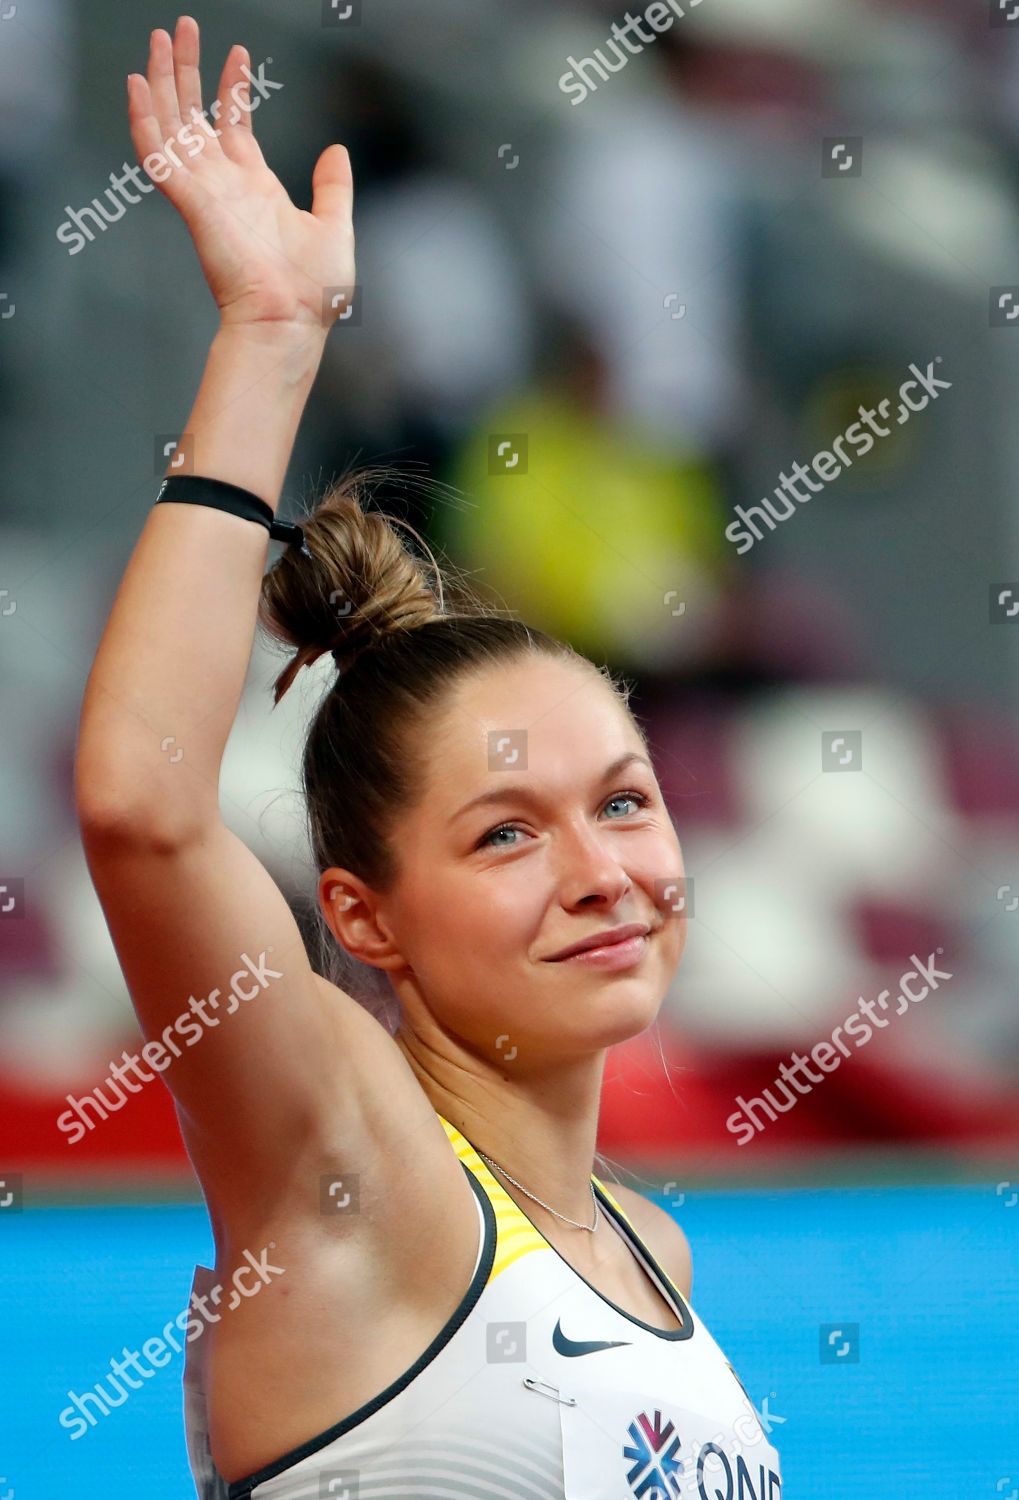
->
xmin=78 ymin=19 xmax=354 ymax=831
xmin=74 ymin=17 xmax=370 ymax=1223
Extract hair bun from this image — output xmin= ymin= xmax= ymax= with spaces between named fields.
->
xmin=326 ymin=604 xmax=405 ymax=676
xmin=258 ymin=469 xmax=454 ymax=704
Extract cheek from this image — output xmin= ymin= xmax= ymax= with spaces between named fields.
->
xmin=637 ymin=826 xmax=685 ymax=891
xmin=666 ymin=911 xmax=688 ymax=968
xmin=638 ymin=831 xmax=686 ymax=951
xmin=430 ymin=867 xmax=543 ymax=960
xmin=478 ymin=871 xmax=548 ymax=950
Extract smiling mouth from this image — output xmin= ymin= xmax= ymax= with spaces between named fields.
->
xmin=546 ymin=930 xmax=660 ymax=969
xmin=545 ymin=922 xmax=660 ymax=963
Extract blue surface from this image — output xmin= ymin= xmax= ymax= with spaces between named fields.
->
xmin=2 ymin=1183 xmax=1016 ymax=1497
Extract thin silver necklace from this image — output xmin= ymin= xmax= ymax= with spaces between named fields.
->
xmin=474 ymin=1147 xmax=599 ymax=1232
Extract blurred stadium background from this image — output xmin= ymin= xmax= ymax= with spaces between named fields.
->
xmin=2 ymin=0 xmax=1019 ymax=1494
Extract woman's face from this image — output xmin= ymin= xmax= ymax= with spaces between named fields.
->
xmin=381 ymin=655 xmax=687 ymax=1065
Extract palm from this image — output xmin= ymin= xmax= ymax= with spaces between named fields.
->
xmin=128 ymin=17 xmax=355 ymax=331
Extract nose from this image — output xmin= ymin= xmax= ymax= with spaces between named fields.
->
xmin=555 ymin=819 xmax=632 ymax=910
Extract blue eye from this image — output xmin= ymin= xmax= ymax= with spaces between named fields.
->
xmin=477 ymin=791 xmax=650 ymax=850
xmin=604 ymin=792 xmax=647 ymax=819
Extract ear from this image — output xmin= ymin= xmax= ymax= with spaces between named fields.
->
xmin=318 ymin=867 xmax=407 ymax=971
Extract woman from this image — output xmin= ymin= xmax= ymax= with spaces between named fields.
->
xmin=76 ymin=17 xmax=783 ymax=1499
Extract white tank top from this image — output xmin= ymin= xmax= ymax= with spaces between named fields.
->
xmin=183 ymin=1112 xmax=782 ymax=1499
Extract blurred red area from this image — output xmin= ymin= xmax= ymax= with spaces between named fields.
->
xmin=2 ymin=1068 xmax=187 ymax=1174
xmin=7 ymin=1019 xmax=1019 ymax=1182
xmin=599 ymin=1024 xmax=1019 ymax=1169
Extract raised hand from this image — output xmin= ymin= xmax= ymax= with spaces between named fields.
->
xmin=127 ymin=15 xmax=355 ymax=334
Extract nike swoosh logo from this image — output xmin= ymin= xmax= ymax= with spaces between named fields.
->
xmin=552 ymin=1318 xmax=632 ymax=1357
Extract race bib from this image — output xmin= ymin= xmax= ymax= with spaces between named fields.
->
xmin=558 ymin=1377 xmax=782 ymax=1499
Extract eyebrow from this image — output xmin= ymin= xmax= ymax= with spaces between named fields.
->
xmin=451 ymin=751 xmax=654 ymax=823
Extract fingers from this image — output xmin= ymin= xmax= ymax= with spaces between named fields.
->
xmin=214 ymin=43 xmax=263 ymax=160
xmin=171 ymin=14 xmax=203 ymax=126
xmin=310 ymin=144 xmax=354 ymax=230
xmin=126 ymin=73 xmax=165 ymax=168
xmin=129 ymin=19 xmax=227 ymax=200
xmin=128 ymin=20 xmax=265 ymax=185
xmin=146 ymin=27 xmax=184 ymax=141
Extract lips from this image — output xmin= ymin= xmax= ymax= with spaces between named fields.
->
xmin=545 ymin=922 xmax=651 ymax=962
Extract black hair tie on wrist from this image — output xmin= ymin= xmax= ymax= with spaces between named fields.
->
xmin=155 ymin=473 xmax=312 ymax=557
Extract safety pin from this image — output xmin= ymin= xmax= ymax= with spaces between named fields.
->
xmin=522 ymin=1376 xmax=577 ymax=1406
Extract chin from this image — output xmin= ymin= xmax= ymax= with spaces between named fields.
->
xmin=582 ymin=980 xmax=665 ymax=1046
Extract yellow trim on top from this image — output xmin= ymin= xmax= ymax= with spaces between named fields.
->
xmin=436 ymin=1113 xmax=547 ymax=1278
xmin=590 ymin=1173 xmax=637 ymax=1231
xmin=435 ymin=1112 xmax=639 ymax=1277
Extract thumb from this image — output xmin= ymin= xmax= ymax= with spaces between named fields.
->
xmin=310 ymin=143 xmax=354 ymax=230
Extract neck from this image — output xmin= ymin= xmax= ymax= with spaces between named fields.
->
xmin=393 ymin=1022 xmax=607 ymax=1228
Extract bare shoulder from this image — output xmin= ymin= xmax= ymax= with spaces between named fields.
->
xmin=607 ymin=1182 xmax=693 ymax=1300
